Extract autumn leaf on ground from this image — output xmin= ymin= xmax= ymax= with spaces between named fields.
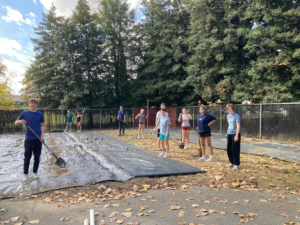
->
xmin=9 ymin=217 xmax=19 ymax=222
xmin=233 ymin=211 xmax=240 ymax=214
xmin=135 ymin=222 xmax=141 ymax=225
xmin=220 ymin=200 xmax=228 ymax=204
xmin=170 ymin=205 xmax=181 ymax=210
xmin=188 ymin=223 xmax=197 ymax=225
xmin=204 ymin=200 xmax=210 ymax=203
xmin=125 ymin=208 xmax=133 ymax=211
xmin=178 ymin=222 xmax=186 ymax=225
xmin=60 ymin=217 xmax=69 ymax=221
xmin=247 ymin=213 xmax=257 ymax=218
xmin=147 ymin=210 xmax=154 ymax=213
xmin=243 ymin=199 xmax=250 ymax=203
xmin=209 ymin=209 xmax=217 ymax=214
xmin=137 ymin=213 xmax=144 ymax=216
xmin=233 ymin=201 xmax=239 ymax=204
xmin=139 ymin=206 xmax=148 ymax=211
xmin=28 ymin=220 xmax=40 ymax=224
xmin=249 ymin=177 xmax=256 ymax=180
xmin=109 ymin=211 xmax=119 ymax=218
xmin=150 ymin=199 xmax=157 ymax=202
xmin=215 ymin=175 xmax=222 ymax=181
xmin=240 ymin=219 xmax=248 ymax=223
xmin=112 ymin=204 xmax=120 ymax=207
xmin=281 ymin=214 xmax=289 ymax=218
xmin=219 ymin=211 xmax=226 ymax=215
xmin=192 ymin=204 xmax=199 ymax=208
xmin=116 ymin=220 xmax=124 ymax=224
xmin=14 ymin=223 xmax=23 ymax=225
xmin=214 ymin=197 xmax=221 ymax=201
xmin=186 ymin=197 xmax=194 ymax=201
xmin=178 ymin=211 xmax=185 ymax=217
xmin=260 ymin=199 xmax=267 ymax=202
xmin=122 ymin=212 xmax=132 ymax=218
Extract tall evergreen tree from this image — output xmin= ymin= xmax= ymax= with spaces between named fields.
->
xmin=133 ymin=0 xmax=194 ymax=107
xmin=238 ymin=0 xmax=300 ymax=103
xmin=97 ymin=0 xmax=139 ymax=107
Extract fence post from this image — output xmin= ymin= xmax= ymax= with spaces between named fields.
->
xmin=220 ymin=106 xmax=222 ymax=133
xmin=193 ymin=107 xmax=195 ymax=130
xmin=100 ymin=109 xmax=102 ymax=129
xmin=61 ymin=109 xmax=63 ymax=131
xmin=132 ymin=108 xmax=134 ymax=127
xmin=259 ymin=104 xmax=262 ymax=139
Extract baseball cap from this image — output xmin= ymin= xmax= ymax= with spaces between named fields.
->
xmin=161 ymin=103 xmax=165 ymax=106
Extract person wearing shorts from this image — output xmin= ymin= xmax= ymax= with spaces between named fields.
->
xmin=14 ymin=98 xmax=45 ymax=181
xmin=197 ymin=105 xmax=216 ymax=162
xmin=135 ymin=109 xmax=148 ymax=139
xmin=225 ymin=104 xmax=241 ymax=170
xmin=156 ymin=103 xmax=168 ymax=152
xmin=76 ymin=111 xmax=82 ymax=132
xmin=153 ymin=108 xmax=171 ymax=158
xmin=178 ymin=108 xmax=192 ymax=149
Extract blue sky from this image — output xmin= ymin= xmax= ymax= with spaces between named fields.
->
xmin=0 ymin=0 xmax=140 ymax=94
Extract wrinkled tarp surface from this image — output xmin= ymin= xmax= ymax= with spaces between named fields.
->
xmin=0 ymin=131 xmax=203 ymax=198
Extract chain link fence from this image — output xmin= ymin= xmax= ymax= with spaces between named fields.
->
xmin=1 ymin=104 xmax=300 ymax=142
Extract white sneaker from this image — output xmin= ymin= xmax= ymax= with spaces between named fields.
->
xmin=138 ymin=135 xmax=140 ymax=139
xmin=226 ymin=164 xmax=233 ymax=167
xmin=184 ymin=146 xmax=189 ymax=149
xmin=33 ymin=173 xmax=39 ymax=179
xmin=142 ymin=135 xmax=145 ymax=139
xmin=206 ymin=157 xmax=214 ymax=162
xmin=233 ymin=165 xmax=239 ymax=170
xmin=158 ymin=152 xmax=165 ymax=156
xmin=23 ymin=174 xmax=28 ymax=181
xmin=163 ymin=153 xmax=169 ymax=158
xmin=198 ymin=156 xmax=206 ymax=161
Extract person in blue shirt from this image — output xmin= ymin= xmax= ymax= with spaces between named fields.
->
xmin=225 ymin=104 xmax=241 ymax=170
xmin=117 ymin=105 xmax=126 ymax=136
xmin=14 ymin=98 xmax=45 ymax=182
xmin=196 ymin=105 xmax=216 ymax=162
xmin=153 ymin=108 xmax=171 ymax=158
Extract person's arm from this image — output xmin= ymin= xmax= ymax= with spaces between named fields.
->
xmin=135 ymin=113 xmax=140 ymax=119
xmin=124 ymin=114 xmax=126 ymax=123
xmin=234 ymin=122 xmax=241 ymax=142
xmin=117 ymin=112 xmax=119 ymax=120
xmin=166 ymin=124 xmax=170 ymax=137
xmin=178 ymin=113 xmax=182 ymax=122
xmin=188 ymin=114 xmax=192 ymax=120
xmin=208 ymin=120 xmax=216 ymax=126
xmin=146 ymin=115 xmax=149 ymax=119
xmin=154 ymin=118 xmax=160 ymax=132
xmin=40 ymin=122 xmax=45 ymax=142
xmin=15 ymin=119 xmax=26 ymax=126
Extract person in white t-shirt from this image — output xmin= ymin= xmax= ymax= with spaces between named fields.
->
xmin=156 ymin=103 xmax=168 ymax=152
xmin=178 ymin=108 xmax=192 ymax=149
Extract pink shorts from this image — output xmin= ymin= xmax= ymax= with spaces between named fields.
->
xmin=182 ymin=126 xmax=191 ymax=130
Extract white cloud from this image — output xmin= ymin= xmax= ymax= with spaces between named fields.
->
xmin=0 ymin=37 xmax=31 ymax=64
xmin=2 ymin=58 xmax=26 ymax=94
xmin=2 ymin=6 xmax=35 ymax=26
xmin=29 ymin=12 xmax=36 ymax=17
xmin=33 ymin=0 xmax=37 ymax=4
xmin=39 ymin=0 xmax=140 ymax=17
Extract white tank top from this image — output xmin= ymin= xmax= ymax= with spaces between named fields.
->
xmin=181 ymin=114 xmax=190 ymax=127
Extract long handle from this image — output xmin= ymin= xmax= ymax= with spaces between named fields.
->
xmin=25 ymin=124 xmax=59 ymax=160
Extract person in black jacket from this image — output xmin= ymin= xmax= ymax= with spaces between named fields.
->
xmin=196 ymin=105 xmax=216 ymax=162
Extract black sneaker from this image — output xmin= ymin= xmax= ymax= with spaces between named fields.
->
xmin=122 ymin=133 xmax=125 ymax=136
xmin=118 ymin=134 xmax=121 ymax=136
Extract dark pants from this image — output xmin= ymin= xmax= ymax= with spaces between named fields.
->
xmin=227 ymin=133 xmax=240 ymax=166
xmin=119 ymin=121 xmax=125 ymax=134
xmin=24 ymin=139 xmax=42 ymax=174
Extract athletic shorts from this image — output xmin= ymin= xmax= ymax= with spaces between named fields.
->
xmin=159 ymin=134 xmax=169 ymax=140
xmin=139 ymin=122 xmax=145 ymax=125
xmin=157 ymin=129 xmax=160 ymax=138
xmin=182 ymin=126 xmax=191 ymax=130
xmin=198 ymin=131 xmax=211 ymax=138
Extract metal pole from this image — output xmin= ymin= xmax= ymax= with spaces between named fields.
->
xmin=132 ymin=108 xmax=134 ymax=127
xmin=193 ymin=106 xmax=195 ymax=130
xmin=100 ymin=109 xmax=102 ymax=129
xmin=61 ymin=109 xmax=63 ymax=131
xmin=259 ymin=104 xmax=262 ymax=139
xmin=220 ymin=106 xmax=222 ymax=133
xmin=147 ymin=99 xmax=149 ymax=131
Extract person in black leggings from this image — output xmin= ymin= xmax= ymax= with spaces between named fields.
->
xmin=76 ymin=112 xmax=82 ymax=132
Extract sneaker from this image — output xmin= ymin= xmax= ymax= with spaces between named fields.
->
xmin=206 ymin=156 xmax=214 ymax=162
xmin=158 ymin=152 xmax=165 ymax=156
xmin=197 ymin=156 xmax=206 ymax=161
xmin=138 ymin=135 xmax=140 ymax=139
xmin=33 ymin=173 xmax=39 ymax=179
xmin=184 ymin=146 xmax=189 ymax=149
xmin=233 ymin=165 xmax=239 ymax=170
xmin=118 ymin=134 xmax=121 ymax=136
xmin=23 ymin=174 xmax=28 ymax=181
xmin=226 ymin=164 xmax=233 ymax=167
xmin=142 ymin=135 xmax=145 ymax=139
xmin=163 ymin=153 xmax=169 ymax=158
xmin=157 ymin=148 xmax=162 ymax=152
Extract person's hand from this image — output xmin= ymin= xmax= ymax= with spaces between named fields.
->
xmin=195 ymin=127 xmax=198 ymax=130
xmin=18 ymin=119 xmax=27 ymax=125
xmin=40 ymin=135 xmax=44 ymax=143
xmin=180 ymin=113 xmax=182 ymax=116
xmin=234 ymin=135 xmax=239 ymax=142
